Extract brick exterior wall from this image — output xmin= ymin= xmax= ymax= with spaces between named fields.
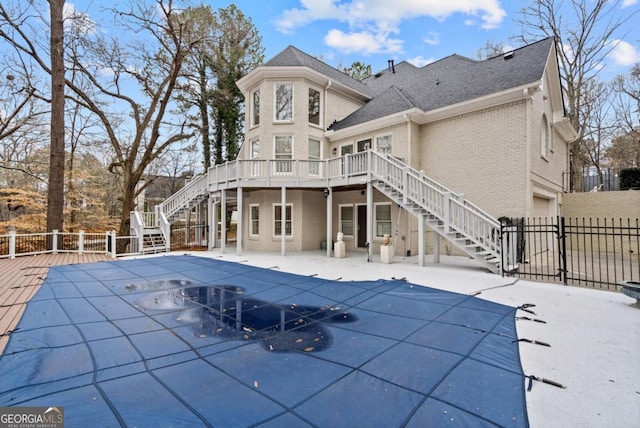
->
xmin=420 ymin=101 xmax=528 ymax=218
xmin=562 ymin=191 xmax=640 ymax=220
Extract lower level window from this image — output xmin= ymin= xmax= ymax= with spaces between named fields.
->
xmin=375 ymin=203 xmax=392 ymax=237
xmin=340 ymin=205 xmax=354 ymax=236
xmin=250 ymin=204 xmax=259 ymax=236
xmin=273 ymin=204 xmax=292 ymax=237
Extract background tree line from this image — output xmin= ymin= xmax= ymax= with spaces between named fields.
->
xmin=0 ymin=0 xmax=264 ymax=241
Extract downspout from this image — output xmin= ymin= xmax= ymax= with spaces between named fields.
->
xmin=325 ymin=80 xmax=332 ymax=156
xmin=404 ymin=114 xmax=412 ymax=256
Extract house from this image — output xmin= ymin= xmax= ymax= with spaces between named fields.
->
xmin=149 ymin=37 xmax=577 ymax=272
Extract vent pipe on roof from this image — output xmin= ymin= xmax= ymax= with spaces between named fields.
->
xmin=503 ymin=51 xmax=514 ymax=60
xmin=387 ymin=59 xmax=395 ymax=73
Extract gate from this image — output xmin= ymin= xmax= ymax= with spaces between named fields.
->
xmin=501 ymin=217 xmax=639 ymax=290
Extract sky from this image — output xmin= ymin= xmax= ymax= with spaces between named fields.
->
xmin=203 ymin=0 xmax=640 ymax=78
xmin=65 ymin=0 xmax=640 ymax=79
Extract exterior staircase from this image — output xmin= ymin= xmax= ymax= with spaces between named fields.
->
xmin=141 ymin=229 xmax=167 ymax=254
xmin=148 ymin=150 xmax=502 ymax=273
xmin=369 ymin=153 xmax=501 ymax=273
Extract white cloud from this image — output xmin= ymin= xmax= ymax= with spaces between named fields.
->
xmin=275 ymin=0 xmax=344 ymax=34
xmin=275 ymin=0 xmax=506 ymax=53
xmin=324 ymin=29 xmax=403 ymax=55
xmin=423 ymin=32 xmax=439 ymax=46
xmin=622 ymin=0 xmax=638 ymax=7
xmin=64 ymin=3 xmax=96 ymax=35
xmin=407 ymin=55 xmax=435 ymax=67
xmin=609 ymin=39 xmax=640 ymax=66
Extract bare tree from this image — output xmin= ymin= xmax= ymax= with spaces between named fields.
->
xmin=516 ymin=0 xmax=637 ymax=189
xmin=580 ymin=78 xmax=616 ymax=188
xmin=62 ymin=0 xmax=203 ymax=244
xmin=611 ymin=63 xmax=640 ymax=167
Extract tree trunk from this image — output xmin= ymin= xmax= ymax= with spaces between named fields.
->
xmin=117 ymin=177 xmax=137 ymax=253
xmin=46 ymin=0 xmax=65 ymax=247
xmin=199 ymin=62 xmax=211 ymax=170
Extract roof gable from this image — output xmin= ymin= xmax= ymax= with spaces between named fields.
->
xmin=330 ymin=37 xmax=555 ymax=131
xmin=264 ymin=45 xmax=371 ymax=96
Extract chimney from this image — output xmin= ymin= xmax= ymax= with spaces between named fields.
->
xmin=387 ymin=59 xmax=395 ymax=74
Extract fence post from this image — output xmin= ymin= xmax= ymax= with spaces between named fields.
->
xmin=558 ymin=216 xmax=567 ymax=285
xmin=9 ymin=227 xmax=16 ymax=259
xmin=110 ymin=231 xmax=117 ymax=259
xmin=52 ymin=229 xmax=58 ymax=254
xmin=79 ymin=230 xmax=85 ymax=254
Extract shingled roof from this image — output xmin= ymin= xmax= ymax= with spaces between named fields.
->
xmin=329 ymin=37 xmax=555 ymax=131
xmin=264 ymin=45 xmax=372 ymax=96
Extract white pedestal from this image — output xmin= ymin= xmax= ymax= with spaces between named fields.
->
xmin=380 ymin=245 xmax=393 ymax=264
xmin=334 ymin=241 xmax=346 ymax=258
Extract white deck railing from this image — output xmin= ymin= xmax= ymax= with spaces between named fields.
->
xmin=0 ymin=229 xmax=119 ymax=259
xmin=157 ymin=150 xmax=501 ymax=258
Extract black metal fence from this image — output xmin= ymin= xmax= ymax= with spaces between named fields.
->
xmin=501 ymin=217 xmax=639 ymax=290
xmin=563 ymin=168 xmax=622 ymax=192
xmin=170 ymin=223 xmax=208 ymax=251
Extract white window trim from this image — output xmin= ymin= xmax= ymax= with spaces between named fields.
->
xmin=373 ymin=202 xmax=392 ymax=239
xmin=308 ymin=86 xmax=322 ymax=127
xmin=249 ymin=204 xmax=260 ymax=238
xmin=338 ymin=204 xmax=354 ymax=237
xmin=272 ymin=203 xmax=293 ymax=238
xmin=274 ymin=82 xmax=294 ymax=122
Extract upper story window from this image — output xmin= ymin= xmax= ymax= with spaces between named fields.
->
xmin=541 ymin=114 xmax=550 ymax=158
xmin=251 ymin=140 xmax=260 ymax=159
xmin=340 ymin=144 xmax=353 ymax=156
xmin=376 ymin=135 xmax=392 ymax=154
xmin=275 ymin=135 xmax=293 ymax=173
xmin=357 ymin=139 xmax=371 ymax=152
xmin=275 ymin=83 xmax=293 ymax=121
xmin=251 ymin=90 xmax=260 ymax=126
xmin=250 ymin=140 xmax=260 ymax=176
xmin=308 ymin=138 xmax=321 ymax=175
xmin=308 ymin=88 xmax=320 ymax=126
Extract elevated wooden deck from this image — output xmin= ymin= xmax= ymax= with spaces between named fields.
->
xmin=0 ymin=253 xmax=111 ymax=355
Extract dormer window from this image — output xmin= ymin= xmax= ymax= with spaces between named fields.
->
xmin=308 ymin=87 xmax=320 ymax=126
xmin=275 ymin=83 xmax=293 ymax=121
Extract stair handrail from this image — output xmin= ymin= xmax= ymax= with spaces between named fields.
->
xmin=156 ymin=206 xmax=171 ymax=250
xmin=159 ymin=173 xmax=208 ymax=220
xmin=369 ymin=151 xmax=500 ymax=255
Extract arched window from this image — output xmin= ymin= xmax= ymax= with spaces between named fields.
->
xmin=540 ymin=114 xmax=550 ymax=158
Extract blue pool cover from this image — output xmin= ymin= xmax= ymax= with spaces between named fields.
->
xmin=0 ymin=255 xmax=528 ymax=427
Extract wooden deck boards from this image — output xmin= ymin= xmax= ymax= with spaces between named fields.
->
xmin=0 ymin=253 xmax=111 ymax=355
